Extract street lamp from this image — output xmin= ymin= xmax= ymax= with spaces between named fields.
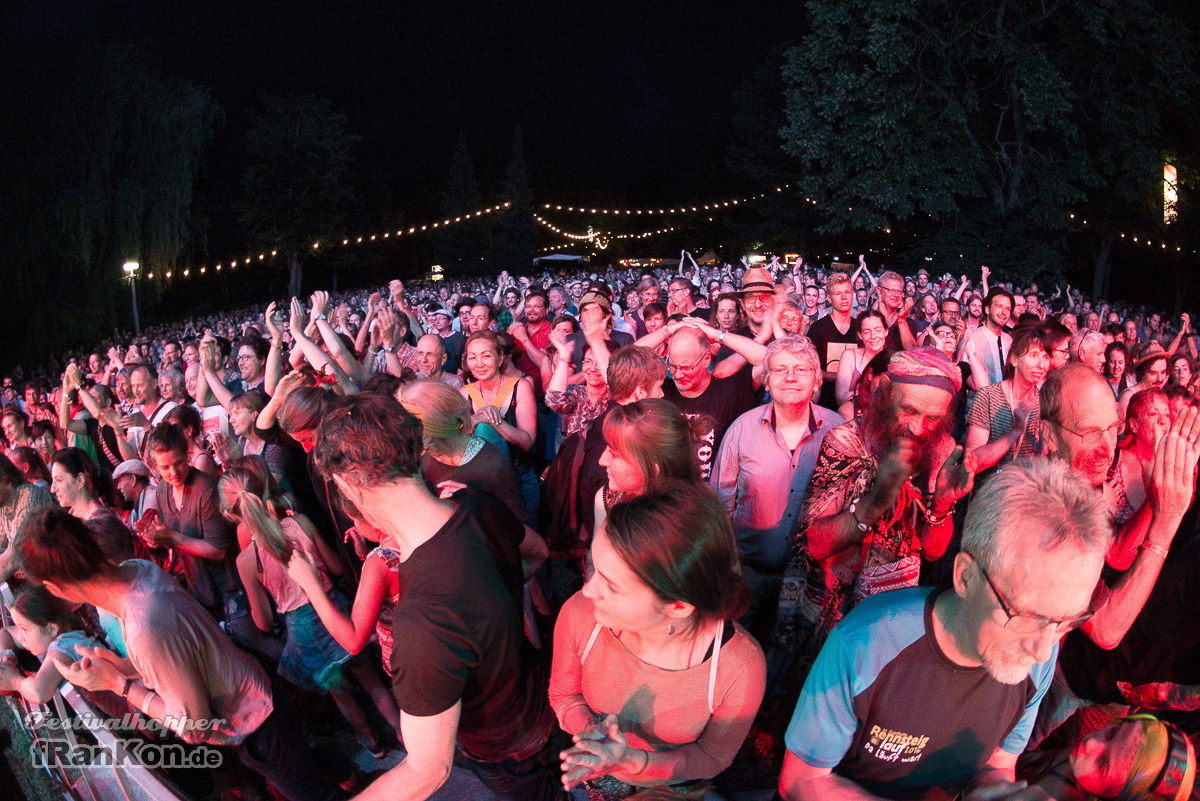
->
xmin=123 ymin=261 xmax=141 ymax=334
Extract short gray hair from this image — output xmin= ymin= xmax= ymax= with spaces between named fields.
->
xmin=879 ymin=270 xmax=904 ymax=288
xmin=1071 ymin=330 xmax=1106 ymax=362
xmin=763 ymin=336 xmax=822 ymax=389
xmin=961 ymin=457 xmax=1112 ymax=575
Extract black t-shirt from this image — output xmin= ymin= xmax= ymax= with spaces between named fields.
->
xmin=445 ymin=487 xmax=526 ymax=604
xmin=442 ymin=331 xmax=465 ymax=374
xmin=662 ymin=369 xmax=755 ymax=480
xmin=808 ymin=314 xmax=860 ymax=409
xmin=422 ymin=440 xmax=529 ymax=525
xmin=390 ymin=507 xmax=551 ymax=761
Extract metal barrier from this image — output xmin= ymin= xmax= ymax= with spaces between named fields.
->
xmin=0 ymin=582 xmax=191 ymax=801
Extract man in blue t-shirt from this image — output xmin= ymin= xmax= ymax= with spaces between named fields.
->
xmin=780 ymin=458 xmax=1112 ymax=801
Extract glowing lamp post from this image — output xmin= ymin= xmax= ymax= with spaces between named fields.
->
xmin=123 ymin=261 xmax=141 ymax=334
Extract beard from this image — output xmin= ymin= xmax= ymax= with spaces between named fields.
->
xmin=980 ymin=641 xmax=1036 ymax=685
xmin=861 ymin=384 xmax=947 ymax=473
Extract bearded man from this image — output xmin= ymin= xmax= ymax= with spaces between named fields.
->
xmin=768 ymin=348 xmax=977 ymax=700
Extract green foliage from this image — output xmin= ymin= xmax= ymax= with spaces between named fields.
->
xmin=777 ymin=0 xmax=1198 ymax=285
xmin=436 ymin=134 xmax=490 ymax=273
xmin=493 ymin=127 xmax=538 ymax=273
xmin=240 ymin=94 xmax=359 ymax=296
xmin=0 ymin=45 xmax=219 ymax=368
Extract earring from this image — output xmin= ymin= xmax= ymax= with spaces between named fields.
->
xmin=667 ymin=622 xmax=675 ymax=636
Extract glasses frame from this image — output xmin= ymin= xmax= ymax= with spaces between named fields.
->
xmin=970 ymin=554 xmax=1093 ymax=633
xmin=1049 ymin=418 xmax=1122 ymax=447
xmin=667 ymin=351 xmax=711 ymax=375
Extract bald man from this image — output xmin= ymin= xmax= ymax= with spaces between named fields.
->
xmin=661 ymin=326 xmax=755 ymax=479
xmin=415 ymin=334 xmax=463 ymax=389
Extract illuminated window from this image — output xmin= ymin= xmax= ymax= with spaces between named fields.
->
xmin=1165 ymin=164 xmax=1178 ymax=224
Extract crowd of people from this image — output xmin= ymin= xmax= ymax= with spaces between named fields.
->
xmin=0 ymin=256 xmax=1197 ymax=801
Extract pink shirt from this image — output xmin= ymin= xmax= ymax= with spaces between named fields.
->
xmin=549 ymin=592 xmax=766 ymax=783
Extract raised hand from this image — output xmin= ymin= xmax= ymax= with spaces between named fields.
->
xmin=264 ymin=301 xmax=284 ymax=342
xmin=932 ymin=445 xmax=977 ymax=512
xmin=309 ymin=291 xmax=330 ymax=321
xmin=1146 ymin=405 xmax=1200 ymax=529
xmin=288 ymin=297 xmax=308 ymax=337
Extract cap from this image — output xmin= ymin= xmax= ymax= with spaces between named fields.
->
xmin=429 ymin=307 xmax=453 ymax=319
xmin=112 ymin=459 xmax=151 ymax=481
xmin=740 ymin=267 xmax=775 ymax=294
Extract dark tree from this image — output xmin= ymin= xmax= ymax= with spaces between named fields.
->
xmin=240 ymin=94 xmax=359 ymax=298
xmin=0 ymin=45 xmax=219 ymax=367
xmin=436 ymin=134 xmax=490 ymax=274
xmin=778 ymin=0 xmax=1197 ymax=288
xmin=493 ymin=127 xmax=538 ymax=274
xmin=726 ymin=46 xmax=815 ymax=254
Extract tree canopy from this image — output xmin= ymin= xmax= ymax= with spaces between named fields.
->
xmin=0 ymin=45 xmax=219 ymax=368
xmin=778 ymin=0 xmax=1198 ymax=286
xmin=240 ymin=94 xmax=359 ymax=297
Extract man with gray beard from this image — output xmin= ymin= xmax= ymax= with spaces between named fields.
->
xmin=780 ymin=458 xmax=1111 ymax=801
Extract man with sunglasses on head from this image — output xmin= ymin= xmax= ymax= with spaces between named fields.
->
xmin=780 ymin=458 xmax=1111 ymax=801
xmin=660 ymin=325 xmax=754 ymax=480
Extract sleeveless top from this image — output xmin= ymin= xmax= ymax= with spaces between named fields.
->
xmin=465 ymin=376 xmax=532 ymax=467
xmin=581 ymin=619 xmax=727 ymax=716
xmin=253 ymin=516 xmax=333 ymax=614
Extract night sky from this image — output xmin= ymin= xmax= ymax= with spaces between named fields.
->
xmin=5 ymin=2 xmax=809 ymax=219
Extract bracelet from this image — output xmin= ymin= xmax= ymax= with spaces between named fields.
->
xmin=627 ymin=747 xmax=650 ymax=775
xmin=1140 ymin=541 xmax=1170 ymax=560
xmin=718 ymin=329 xmax=727 ymax=343
xmin=315 ymin=313 xmax=327 ymax=321
xmin=122 ymin=678 xmax=135 ymax=698
xmin=847 ymin=498 xmax=870 ymax=532
xmin=926 ymin=503 xmax=956 ymax=525
xmin=141 ymin=689 xmax=156 ymax=710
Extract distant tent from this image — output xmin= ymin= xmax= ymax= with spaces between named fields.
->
xmin=534 ymin=253 xmax=583 ymax=266
xmin=697 ymin=250 xmax=722 ymax=265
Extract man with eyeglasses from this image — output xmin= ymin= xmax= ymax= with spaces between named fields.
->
xmin=875 ymin=270 xmax=917 ymax=351
xmin=739 ymin=268 xmax=779 ymax=341
xmin=666 ymin=276 xmax=706 ymax=319
xmin=780 ymin=458 xmax=1111 ymax=801
xmin=661 ymin=326 xmax=754 ymax=480
xmin=1038 ymin=364 xmax=1200 ymax=738
xmin=712 ymin=336 xmax=844 ymax=638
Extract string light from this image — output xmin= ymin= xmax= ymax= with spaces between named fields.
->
xmin=159 ymin=203 xmax=512 ymax=282
xmin=541 ymin=186 xmax=789 ymax=216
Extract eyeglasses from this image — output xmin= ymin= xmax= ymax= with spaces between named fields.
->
xmin=880 ymin=286 xmax=904 ymax=296
xmin=1049 ymin=419 xmax=1122 ymax=447
xmin=770 ymin=365 xmax=816 ymax=379
xmin=970 ymin=555 xmax=1093 ymax=634
xmin=667 ymin=353 xmax=710 ymax=374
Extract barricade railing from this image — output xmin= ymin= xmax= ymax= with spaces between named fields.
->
xmin=0 ymin=581 xmax=192 ymax=801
